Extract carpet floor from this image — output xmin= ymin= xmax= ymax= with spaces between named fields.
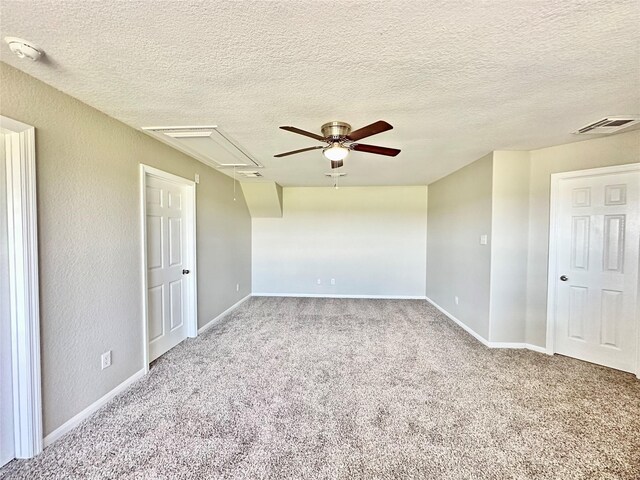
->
xmin=2 ymin=297 xmax=639 ymax=479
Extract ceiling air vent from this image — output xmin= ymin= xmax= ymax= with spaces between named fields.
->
xmin=573 ymin=116 xmax=640 ymax=135
xmin=142 ymin=126 xmax=263 ymax=169
xmin=237 ymin=171 xmax=262 ymax=178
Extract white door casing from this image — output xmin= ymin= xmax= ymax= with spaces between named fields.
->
xmin=140 ymin=165 xmax=197 ymax=366
xmin=547 ymin=164 xmax=640 ymax=376
xmin=1 ymin=131 xmax=15 ymax=467
xmin=0 ymin=116 xmax=43 ymax=460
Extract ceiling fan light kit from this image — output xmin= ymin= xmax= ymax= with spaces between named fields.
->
xmin=275 ymin=120 xmax=401 ymax=169
xmin=323 ymin=143 xmax=349 ymax=161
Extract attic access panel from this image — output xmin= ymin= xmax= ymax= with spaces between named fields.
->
xmin=142 ymin=126 xmax=263 ymax=169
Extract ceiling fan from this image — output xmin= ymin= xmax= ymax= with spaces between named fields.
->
xmin=274 ymin=120 xmax=401 ymax=169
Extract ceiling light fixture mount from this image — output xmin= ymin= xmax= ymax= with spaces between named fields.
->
xmin=320 ymin=122 xmax=351 ymax=163
xmin=4 ymin=37 xmax=44 ymax=61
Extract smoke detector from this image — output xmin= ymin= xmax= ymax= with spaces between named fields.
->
xmin=573 ymin=116 xmax=640 ymax=135
xmin=4 ymin=37 xmax=44 ymax=61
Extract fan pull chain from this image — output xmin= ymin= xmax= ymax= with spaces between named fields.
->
xmin=233 ymin=166 xmax=237 ymax=201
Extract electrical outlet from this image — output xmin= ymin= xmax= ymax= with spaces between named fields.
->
xmin=317 ymin=278 xmax=322 ymax=285
xmin=236 ymin=283 xmax=239 ymax=292
xmin=101 ymin=351 xmax=112 ymax=370
xmin=455 ymin=296 xmax=459 ymax=305
xmin=330 ymin=278 xmax=336 ymax=285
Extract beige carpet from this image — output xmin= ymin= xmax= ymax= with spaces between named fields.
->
xmin=2 ymin=297 xmax=639 ymax=479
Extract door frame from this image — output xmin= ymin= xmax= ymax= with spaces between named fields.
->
xmin=139 ymin=164 xmax=198 ymax=371
xmin=1 ymin=116 xmax=43 ymax=458
xmin=545 ymin=162 xmax=640 ymax=378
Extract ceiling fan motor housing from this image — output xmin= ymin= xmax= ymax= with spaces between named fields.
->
xmin=321 ymin=121 xmax=351 ymax=140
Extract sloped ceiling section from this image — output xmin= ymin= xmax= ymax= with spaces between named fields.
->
xmin=0 ymin=0 xmax=638 ymax=186
xmin=241 ymin=182 xmax=283 ymax=218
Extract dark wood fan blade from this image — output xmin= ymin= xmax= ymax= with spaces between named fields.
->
xmin=274 ymin=146 xmax=324 ymax=157
xmin=330 ymin=160 xmax=344 ymax=169
xmin=280 ymin=126 xmax=326 ymax=141
xmin=347 ymin=120 xmax=393 ymax=141
xmin=351 ymin=143 xmax=401 ymax=157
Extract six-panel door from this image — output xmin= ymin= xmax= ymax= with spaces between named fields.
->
xmin=554 ymin=170 xmax=639 ymax=373
xmin=146 ymin=174 xmax=189 ymax=361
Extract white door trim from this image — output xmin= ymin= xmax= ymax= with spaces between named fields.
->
xmin=140 ymin=165 xmax=198 ymax=371
xmin=1 ymin=116 xmax=43 ymax=457
xmin=546 ymin=162 xmax=640 ymax=378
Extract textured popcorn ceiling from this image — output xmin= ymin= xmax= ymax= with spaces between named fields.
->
xmin=0 ymin=0 xmax=638 ymax=186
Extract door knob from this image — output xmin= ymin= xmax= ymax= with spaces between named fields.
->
xmin=182 ymin=269 xmax=190 ymax=275
xmin=560 ymin=275 xmax=568 ymax=281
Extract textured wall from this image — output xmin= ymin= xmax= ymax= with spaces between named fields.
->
xmin=427 ymin=153 xmax=493 ymax=339
xmin=241 ymin=182 xmax=283 ymax=218
xmin=489 ymin=151 xmax=530 ymax=343
xmin=0 ymin=63 xmax=252 ymax=435
xmin=426 ymin=132 xmax=640 ymax=347
xmin=525 ymin=130 xmax=640 ymax=347
xmin=252 ymin=186 xmax=427 ymax=297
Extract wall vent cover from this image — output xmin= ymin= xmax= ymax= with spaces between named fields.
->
xmin=573 ymin=116 xmax=640 ymax=134
xmin=142 ymin=125 xmax=263 ymax=169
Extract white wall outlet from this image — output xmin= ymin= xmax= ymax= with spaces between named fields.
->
xmin=330 ymin=278 xmax=336 ymax=285
xmin=455 ymin=296 xmax=459 ymax=305
xmin=194 ymin=174 xmax=200 ymax=184
xmin=480 ymin=234 xmax=488 ymax=245
xmin=101 ymin=350 xmax=112 ymax=370
xmin=317 ymin=278 xmax=322 ymax=285
xmin=236 ymin=283 xmax=239 ymax=292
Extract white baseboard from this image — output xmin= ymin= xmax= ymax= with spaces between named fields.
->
xmin=251 ymin=293 xmax=427 ymax=300
xmin=523 ymin=343 xmax=548 ymax=354
xmin=425 ymin=296 xmax=547 ymax=354
xmin=44 ymin=368 xmax=146 ymax=447
xmin=486 ymin=342 xmax=547 ymax=352
xmin=198 ymin=294 xmax=251 ymax=334
xmin=426 ymin=296 xmax=492 ymax=347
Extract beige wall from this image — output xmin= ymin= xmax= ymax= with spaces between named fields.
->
xmin=241 ymin=182 xmax=283 ymax=218
xmin=253 ymin=186 xmax=427 ymax=297
xmin=427 ymin=131 xmax=639 ymax=347
xmin=525 ymin=130 xmax=640 ymax=346
xmin=489 ymin=151 xmax=530 ymax=343
xmin=0 ymin=62 xmax=252 ymax=435
xmin=426 ymin=153 xmax=493 ymax=339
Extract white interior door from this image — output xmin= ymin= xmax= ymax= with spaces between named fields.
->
xmin=145 ymin=173 xmax=193 ymax=361
xmin=553 ymin=168 xmax=639 ymax=373
xmin=1 ymin=132 xmax=15 ymax=467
